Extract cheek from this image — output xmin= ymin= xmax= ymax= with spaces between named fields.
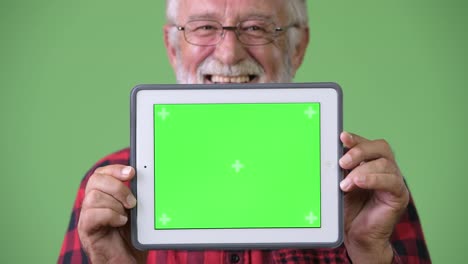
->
xmin=249 ymin=46 xmax=285 ymax=75
xmin=179 ymin=44 xmax=214 ymax=73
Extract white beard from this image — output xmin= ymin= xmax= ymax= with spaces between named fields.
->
xmin=175 ymin=52 xmax=294 ymax=84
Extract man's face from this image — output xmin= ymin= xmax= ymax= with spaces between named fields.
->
xmin=164 ymin=0 xmax=308 ymax=84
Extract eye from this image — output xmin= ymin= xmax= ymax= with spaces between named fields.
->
xmin=240 ymin=20 xmax=273 ymax=34
xmin=243 ymin=25 xmax=266 ymax=32
xmin=197 ymin=25 xmax=217 ymax=31
xmin=186 ymin=21 xmax=221 ymax=33
xmin=245 ymin=25 xmax=263 ymax=31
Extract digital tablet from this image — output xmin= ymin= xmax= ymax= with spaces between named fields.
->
xmin=130 ymin=83 xmax=343 ymax=250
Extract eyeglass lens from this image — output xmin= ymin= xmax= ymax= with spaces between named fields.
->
xmin=183 ymin=20 xmax=278 ymax=46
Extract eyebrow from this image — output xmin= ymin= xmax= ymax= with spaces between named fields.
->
xmin=243 ymin=14 xmax=275 ymax=22
xmin=187 ymin=13 xmax=221 ymax=21
xmin=187 ymin=13 xmax=275 ymax=23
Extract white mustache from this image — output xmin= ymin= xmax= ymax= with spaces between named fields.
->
xmin=197 ymin=57 xmax=264 ymax=77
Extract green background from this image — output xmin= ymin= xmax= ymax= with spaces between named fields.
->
xmin=0 ymin=0 xmax=466 ymax=262
xmin=154 ymin=103 xmax=321 ymax=229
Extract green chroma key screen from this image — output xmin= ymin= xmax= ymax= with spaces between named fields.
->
xmin=154 ymin=103 xmax=321 ymax=229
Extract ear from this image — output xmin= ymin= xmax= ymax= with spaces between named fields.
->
xmin=164 ymin=24 xmax=178 ymax=70
xmin=290 ymin=27 xmax=310 ymax=76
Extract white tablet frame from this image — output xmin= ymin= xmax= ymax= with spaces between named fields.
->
xmin=131 ymin=83 xmax=343 ymax=250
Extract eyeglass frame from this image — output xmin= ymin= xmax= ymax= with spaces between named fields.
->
xmin=175 ymin=20 xmax=300 ymax=47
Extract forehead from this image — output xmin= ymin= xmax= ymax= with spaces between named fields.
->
xmin=177 ymin=0 xmax=289 ymax=23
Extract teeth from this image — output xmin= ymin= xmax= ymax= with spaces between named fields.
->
xmin=211 ymin=75 xmax=250 ymax=83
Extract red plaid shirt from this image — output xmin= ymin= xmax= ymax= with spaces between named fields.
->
xmin=58 ymin=148 xmax=431 ymax=263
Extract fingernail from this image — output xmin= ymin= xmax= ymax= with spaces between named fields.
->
xmin=343 ymin=131 xmax=352 ymax=139
xmin=121 ymin=166 xmax=132 ymax=176
xmin=120 ymin=215 xmax=128 ymax=224
xmin=127 ymin=195 xmax=137 ymax=208
xmin=340 ymin=155 xmax=352 ymax=166
xmin=340 ymin=179 xmax=350 ymax=190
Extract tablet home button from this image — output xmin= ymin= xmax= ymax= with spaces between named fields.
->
xmin=230 ymin=253 xmax=240 ymax=263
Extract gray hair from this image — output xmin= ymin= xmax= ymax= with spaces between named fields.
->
xmin=166 ymin=0 xmax=309 ymax=80
xmin=286 ymin=0 xmax=309 ymax=27
xmin=166 ymin=0 xmax=179 ymax=25
xmin=285 ymin=0 xmax=309 ymax=56
xmin=166 ymin=0 xmax=308 ymax=77
xmin=165 ymin=0 xmax=308 ymax=28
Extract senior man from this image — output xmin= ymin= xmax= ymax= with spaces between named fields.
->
xmin=59 ymin=0 xmax=431 ymax=263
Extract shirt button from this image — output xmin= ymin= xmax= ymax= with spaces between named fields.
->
xmin=230 ymin=253 xmax=240 ymax=263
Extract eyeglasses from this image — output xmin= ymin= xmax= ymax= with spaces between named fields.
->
xmin=176 ymin=20 xmax=299 ymax=46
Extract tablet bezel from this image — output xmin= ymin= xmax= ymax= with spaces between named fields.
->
xmin=131 ymin=83 xmax=343 ymax=250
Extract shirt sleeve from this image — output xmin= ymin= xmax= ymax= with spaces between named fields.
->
xmin=389 ymin=192 xmax=432 ymax=264
xmin=258 ymin=187 xmax=432 ymax=264
xmin=57 ymin=149 xmax=130 ymax=264
xmin=343 ymin=192 xmax=431 ymax=264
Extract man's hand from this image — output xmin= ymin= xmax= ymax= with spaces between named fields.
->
xmin=78 ymin=165 xmax=146 ymax=264
xmin=339 ymin=132 xmax=409 ymax=264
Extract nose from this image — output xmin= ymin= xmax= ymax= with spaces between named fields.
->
xmin=212 ymin=29 xmax=248 ymax=65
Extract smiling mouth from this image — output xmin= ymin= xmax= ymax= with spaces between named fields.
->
xmin=205 ymin=74 xmax=258 ymax=84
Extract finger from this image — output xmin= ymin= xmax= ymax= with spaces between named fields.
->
xmin=94 ymin=165 xmax=135 ymax=181
xmin=86 ymin=173 xmax=137 ymax=209
xmin=340 ymin=158 xmax=399 ymax=192
xmin=340 ymin=131 xmax=369 ymax=149
xmin=339 ymin=139 xmax=395 ymax=170
xmin=79 ymin=208 xmax=128 ymax=233
xmin=82 ymin=189 xmax=126 ymax=216
xmin=352 ymin=173 xmax=407 ymax=197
